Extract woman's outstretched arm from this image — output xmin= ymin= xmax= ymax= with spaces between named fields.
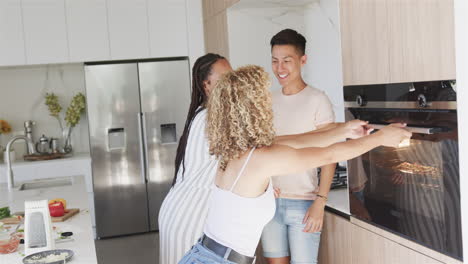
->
xmin=262 ymin=124 xmax=411 ymax=178
xmin=274 ymin=120 xmax=371 ymax=148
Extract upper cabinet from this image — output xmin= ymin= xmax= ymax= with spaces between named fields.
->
xmin=0 ymin=0 xmax=26 ymax=66
xmin=340 ymin=0 xmax=456 ymax=85
xmin=22 ymin=0 xmax=69 ymax=64
xmin=65 ymin=0 xmax=110 ymax=62
xmin=387 ymin=0 xmax=455 ymax=83
xmin=147 ymin=0 xmax=188 ymax=58
xmin=0 ymin=0 xmax=193 ymax=66
xmin=106 ymin=0 xmax=150 ymax=60
xmin=340 ymin=0 xmax=390 ymax=85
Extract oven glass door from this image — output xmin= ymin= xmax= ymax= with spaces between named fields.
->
xmin=346 ymin=108 xmax=462 ymax=259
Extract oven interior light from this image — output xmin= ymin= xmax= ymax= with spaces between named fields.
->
xmin=398 ymin=138 xmax=411 ymax=148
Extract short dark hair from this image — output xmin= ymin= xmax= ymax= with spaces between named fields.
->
xmin=270 ymin=29 xmax=306 ymax=56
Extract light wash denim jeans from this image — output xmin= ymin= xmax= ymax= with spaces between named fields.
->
xmin=179 ymin=241 xmax=236 ymax=264
xmin=261 ymin=198 xmax=321 ymax=264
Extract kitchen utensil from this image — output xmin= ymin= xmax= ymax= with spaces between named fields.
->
xmin=55 ymin=237 xmax=74 ymax=244
xmin=24 ymin=121 xmax=36 ymax=155
xmin=50 ymin=138 xmax=59 ymax=153
xmin=22 ymin=249 xmax=74 ymax=264
xmin=35 ymin=135 xmax=51 ymax=154
xmin=24 ymin=200 xmax=55 ymax=256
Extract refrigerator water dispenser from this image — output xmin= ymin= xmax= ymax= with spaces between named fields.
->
xmin=108 ymin=128 xmax=126 ymax=150
xmin=161 ymin=123 xmax=177 ymax=144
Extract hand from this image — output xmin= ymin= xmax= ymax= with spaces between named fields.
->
xmin=343 ymin=120 xmax=373 ymax=139
xmin=377 ymin=123 xmax=412 ymax=147
xmin=274 ymin=188 xmax=281 ymax=198
xmin=302 ymin=199 xmax=326 ymax=233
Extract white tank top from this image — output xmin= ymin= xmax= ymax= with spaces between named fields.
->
xmin=204 ymin=148 xmax=276 ymax=257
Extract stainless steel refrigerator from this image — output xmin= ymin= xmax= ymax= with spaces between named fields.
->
xmin=84 ymin=58 xmax=191 ymax=238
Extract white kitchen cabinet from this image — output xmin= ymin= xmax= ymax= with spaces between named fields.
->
xmin=106 ymin=0 xmax=150 ymax=60
xmin=65 ymin=0 xmax=110 ymax=62
xmin=21 ymin=0 xmax=69 ymax=64
xmin=0 ymin=0 xmax=26 ymax=66
xmin=147 ymin=0 xmax=188 ymax=57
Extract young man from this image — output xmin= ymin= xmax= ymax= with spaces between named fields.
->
xmin=261 ymin=29 xmax=336 ymax=264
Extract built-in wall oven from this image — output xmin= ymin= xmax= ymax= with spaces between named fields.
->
xmin=344 ymin=80 xmax=462 ymax=260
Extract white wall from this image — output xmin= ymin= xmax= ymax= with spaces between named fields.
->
xmin=186 ymin=0 xmax=206 ymax=74
xmin=0 ymin=63 xmax=90 ymax=158
xmin=227 ymin=0 xmax=344 ymax=122
xmin=302 ymin=0 xmax=344 ymax=122
xmin=454 ymin=0 xmax=468 ymax=259
xmin=227 ymin=7 xmax=305 ymax=91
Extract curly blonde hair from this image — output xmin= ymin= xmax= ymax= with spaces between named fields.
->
xmin=207 ymin=65 xmax=275 ymax=170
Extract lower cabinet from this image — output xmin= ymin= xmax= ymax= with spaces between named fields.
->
xmin=318 ymin=212 xmax=353 ymax=264
xmin=256 ymin=211 xmax=454 ymax=263
xmin=319 ymin=212 xmax=450 ymax=264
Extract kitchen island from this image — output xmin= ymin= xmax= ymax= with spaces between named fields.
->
xmin=0 ymin=175 xmax=97 ymax=264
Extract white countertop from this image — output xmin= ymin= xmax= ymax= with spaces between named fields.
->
xmin=326 ymin=188 xmax=350 ymax=214
xmin=0 ymin=153 xmax=92 ymax=191
xmin=0 ymin=175 xmax=98 ymax=264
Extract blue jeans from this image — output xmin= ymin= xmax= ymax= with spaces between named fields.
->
xmin=261 ymin=198 xmax=321 ymax=264
xmin=179 ymin=241 xmax=236 ymax=264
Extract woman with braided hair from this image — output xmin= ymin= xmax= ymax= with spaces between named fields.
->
xmin=159 ymin=53 xmax=232 ymax=264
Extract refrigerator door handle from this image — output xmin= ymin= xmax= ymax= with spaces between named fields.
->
xmin=137 ymin=112 xmax=147 ymax=183
xmin=141 ymin=112 xmax=150 ymax=182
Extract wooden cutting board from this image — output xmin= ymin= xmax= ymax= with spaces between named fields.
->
xmin=23 ymin=153 xmax=66 ymax=161
xmin=51 ymin=208 xmax=80 ymax=222
xmin=0 ymin=208 xmax=80 ymax=224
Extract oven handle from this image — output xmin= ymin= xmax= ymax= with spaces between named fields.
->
xmin=369 ymin=124 xmax=448 ymax=135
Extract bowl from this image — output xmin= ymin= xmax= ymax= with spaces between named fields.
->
xmin=0 ymin=232 xmax=21 ymax=254
xmin=23 ymin=249 xmax=74 ymax=264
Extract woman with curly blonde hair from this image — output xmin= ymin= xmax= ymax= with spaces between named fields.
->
xmin=179 ymin=65 xmax=411 ymax=264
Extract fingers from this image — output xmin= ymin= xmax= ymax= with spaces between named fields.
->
xmin=389 ymin=122 xmax=407 ymax=128
xmin=404 ymin=130 xmax=413 ymax=138
xmin=274 ymin=188 xmax=280 ymax=198
xmin=303 ymin=219 xmax=322 ymax=233
xmin=349 ymin=119 xmax=368 ymax=127
xmin=365 ymin=128 xmax=374 ymax=135
xmin=303 ymin=219 xmax=314 ymax=233
xmin=302 ymin=211 xmax=309 ymax=224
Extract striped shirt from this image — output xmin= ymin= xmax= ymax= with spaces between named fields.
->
xmin=158 ymin=109 xmax=218 ymax=264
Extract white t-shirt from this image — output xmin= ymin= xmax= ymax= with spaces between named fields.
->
xmin=272 ymin=85 xmax=335 ymax=200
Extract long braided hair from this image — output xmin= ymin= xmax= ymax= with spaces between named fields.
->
xmin=172 ymin=53 xmax=226 ymax=186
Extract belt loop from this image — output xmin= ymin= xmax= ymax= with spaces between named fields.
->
xmin=223 ymin=248 xmax=232 ymax=259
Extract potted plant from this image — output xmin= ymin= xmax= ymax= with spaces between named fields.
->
xmin=0 ymin=120 xmax=13 ymax=162
xmin=45 ymin=93 xmax=86 ymax=154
